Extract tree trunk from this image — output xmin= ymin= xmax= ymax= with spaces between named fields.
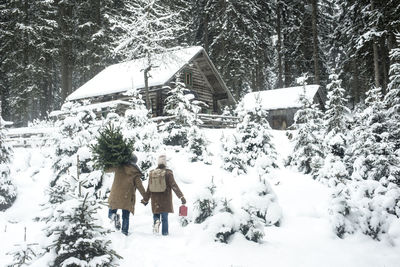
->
xmin=276 ymin=1 xmax=283 ymax=88
xmin=58 ymin=2 xmax=74 ymax=102
xmin=311 ymin=0 xmax=320 ymax=85
xmin=144 ymin=65 xmax=152 ymax=111
xmin=204 ymin=13 xmax=209 ymax=53
xmin=371 ymin=0 xmax=380 ymax=88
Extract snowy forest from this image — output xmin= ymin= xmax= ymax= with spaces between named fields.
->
xmin=1 ymin=0 xmax=400 ymax=266
xmin=1 ymin=0 xmax=399 ymax=125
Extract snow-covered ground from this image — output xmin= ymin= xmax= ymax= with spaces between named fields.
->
xmin=1 ymin=130 xmax=400 ymax=267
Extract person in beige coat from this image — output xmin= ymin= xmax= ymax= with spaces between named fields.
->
xmin=142 ymin=155 xmax=186 ymax=235
xmin=107 ymin=154 xmax=146 ymax=235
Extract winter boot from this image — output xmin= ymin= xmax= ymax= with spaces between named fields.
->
xmin=153 ymin=219 xmax=160 ymax=234
xmin=114 ymin=214 xmax=121 ymax=231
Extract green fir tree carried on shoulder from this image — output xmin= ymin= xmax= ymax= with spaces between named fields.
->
xmin=91 ymin=123 xmax=134 ymax=170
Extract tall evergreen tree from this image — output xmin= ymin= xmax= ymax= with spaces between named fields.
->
xmin=287 ymin=76 xmax=324 ymax=176
xmin=0 ymin=106 xmax=17 ymax=211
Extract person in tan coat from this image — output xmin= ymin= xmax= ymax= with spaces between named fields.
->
xmin=142 ymin=155 xmax=186 ymax=235
xmin=107 ymin=154 xmax=146 ymax=235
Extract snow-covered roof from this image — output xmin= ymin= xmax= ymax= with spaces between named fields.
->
xmin=66 ymin=46 xmax=204 ymax=101
xmin=49 ymin=100 xmax=131 ymax=117
xmin=242 ymin=85 xmax=320 ymax=111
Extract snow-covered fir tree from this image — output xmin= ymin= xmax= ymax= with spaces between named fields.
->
xmin=123 ymin=89 xmax=161 ymax=176
xmin=162 ymin=77 xmax=204 ymax=147
xmin=287 ymin=76 xmax=324 ymax=176
xmin=241 ymin=177 xmax=282 ymax=227
xmin=45 ymin=179 xmax=121 ymax=267
xmin=222 ymin=96 xmax=277 ymax=175
xmin=207 ymin=198 xmax=236 ymax=243
xmin=0 ymin=111 xmax=17 ymax=211
xmin=221 ymin=134 xmax=247 ymax=175
xmin=328 ymin=181 xmax=355 ymax=238
xmin=317 ymin=73 xmax=350 ymax=185
xmin=343 ymin=87 xmax=400 ymax=240
xmin=187 ymin=125 xmax=211 ymax=163
xmin=384 ymin=33 xmax=400 ymax=158
xmin=6 ymin=241 xmax=40 ymax=267
xmin=193 ymin=179 xmax=217 ymax=224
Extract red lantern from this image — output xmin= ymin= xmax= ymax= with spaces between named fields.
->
xmin=179 ymin=205 xmax=187 ymax=216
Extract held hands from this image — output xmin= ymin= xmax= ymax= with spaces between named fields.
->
xmin=180 ymin=196 xmax=186 ymax=205
xmin=141 ymin=199 xmax=148 ymax=206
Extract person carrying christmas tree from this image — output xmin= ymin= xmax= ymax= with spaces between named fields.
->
xmin=106 ymin=153 xmax=146 ymax=236
xmin=141 ymin=154 xmax=186 ymax=236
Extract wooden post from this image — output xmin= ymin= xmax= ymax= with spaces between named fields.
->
xmin=24 ymin=226 xmax=27 ymax=242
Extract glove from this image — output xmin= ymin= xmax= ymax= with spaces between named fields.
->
xmin=141 ymin=199 xmax=148 ymax=206
xmin=181 ymin=196 xmax=186 ymax=205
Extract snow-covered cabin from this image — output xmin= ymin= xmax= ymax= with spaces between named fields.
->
xmin=241 ymin=85 xmax=322 ymax=130
xmin=63 ymin=46 xmax=235 ymax=117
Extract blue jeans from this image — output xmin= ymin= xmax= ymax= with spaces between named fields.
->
xmin=108 ymin=209 xmax=130 ymax=235
xmin=153 ymin=212 xmax=169 ymax=235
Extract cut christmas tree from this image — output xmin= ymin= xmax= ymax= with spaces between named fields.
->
xmin=91 ymin=123 xmax=135 ymax=170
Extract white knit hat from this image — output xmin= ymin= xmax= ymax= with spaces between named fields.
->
xmin=157 ymin=154 xmax=167 ymax=166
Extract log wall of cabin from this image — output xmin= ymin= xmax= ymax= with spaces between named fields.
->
xmin=179 ymin=65 xmax=214 ymax=113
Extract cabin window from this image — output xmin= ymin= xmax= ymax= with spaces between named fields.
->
xmin=184 ymin=71 xmax=193 ymax=87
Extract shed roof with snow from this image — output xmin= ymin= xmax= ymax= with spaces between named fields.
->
xmin=242 ymin=85 xmax=320 ymax=111
xmin=241 ymin=85 xmax=321 ymax=130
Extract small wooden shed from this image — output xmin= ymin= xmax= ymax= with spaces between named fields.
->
xmin=241 ymin=85 xmax=322 ymax=130
xmin=65 ymin=46 xmax=236 ymax=116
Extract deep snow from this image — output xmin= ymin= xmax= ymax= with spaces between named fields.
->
xmin=1 ymin=130 xmax=399 ymax=267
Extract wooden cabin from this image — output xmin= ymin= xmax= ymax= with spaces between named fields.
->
xmin=62 ymin=46 xmax=236 ymax=117
xmin=241 ymin=85 xmax=323 ymax=130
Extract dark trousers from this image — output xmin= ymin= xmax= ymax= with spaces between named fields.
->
xmin=108 ymin=209 xmax=130 ymax=235
xmin=153 ymin=212 xmax=169 ymax=235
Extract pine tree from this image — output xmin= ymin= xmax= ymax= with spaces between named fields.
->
xmin=384 ymin=33 xmax=400 ymax=157
xmin=240 ymin=177 xmax=282 ymax=242
xmin=123 ymin=90 xmax=160 ymax=176
xmin=221 ymin=134 xmax=247 ymax=175
xmin=328 ymin=181 xmax=355 ymax=238
xmin=345 ymin=86 xmax=400 ymax=240
xmin=212 ymin=198 xmax=236 ymax=244
xmin=47 ymin=189 xmax=121 ymax=266
xmin=0 ymin=108 xmax=17 ymax=211
xmin=187 ymin=125 xmax=211 ymax=163
xmin=162 ymin=78 xmax=204 ymax=147
xmin=205 ymin=0 xmax=274 ymax=97
xmin=288 ymin=76 xmax=324 ymax=176
xmin=222 ymin=95 xmax=277 ymax=175
xmin=193 ymin=179 xmax=217 ymax=224
xmin=91 ymin=123 xmax=135 ymax=170
xmin=112 ymin=0 xmax=186 ymax=109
